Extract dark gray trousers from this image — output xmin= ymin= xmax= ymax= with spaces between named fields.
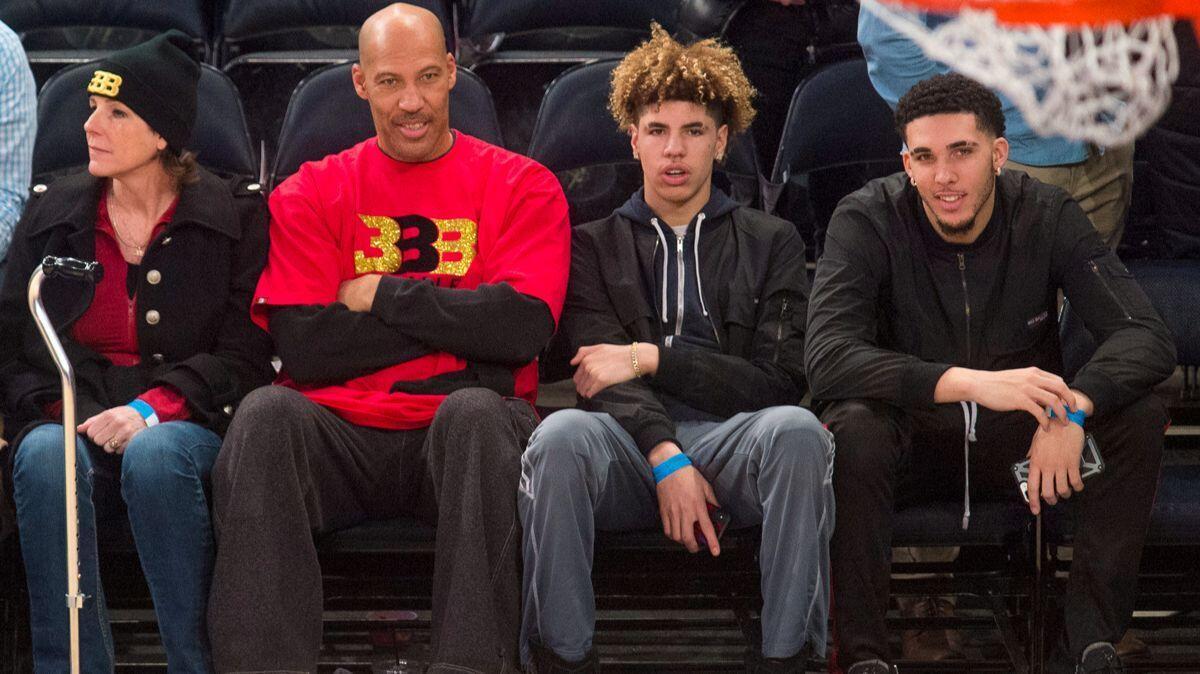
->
xmin=207 ymin=386 xmax=538 ymax=674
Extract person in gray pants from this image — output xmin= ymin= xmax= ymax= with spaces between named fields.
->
xmin=518 ymin=26 xmax=835 ymax=674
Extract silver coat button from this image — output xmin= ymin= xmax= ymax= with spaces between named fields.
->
xmin=223 ymin=404 xmax=234 ymax=416
xmin=161 ymin=236 xmax=172 ymax=245
xmin=146 ymin=269 xmax=162 ymax=284
xmin=145 ymin=310 xmax=160 ymax=325
xmin=152 ymin=353 xmax=165 ymax=363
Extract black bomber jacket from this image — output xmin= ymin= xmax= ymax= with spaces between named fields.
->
xmin=0 ymin=169 xmax=275 ymax=442
xmin=806 ymin=170 xmax=1176 ymax=417
xmin=559 ymin=190 xmax=810 ymax=455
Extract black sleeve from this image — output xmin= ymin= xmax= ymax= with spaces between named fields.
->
xmin=805 ymin=205 xmax=952 ymax=407
xmin=650 ymin=224 xmax=808 ymax=416
xmin=559 ymin=229 xmax=676 ymax=455
xmin=0 ymin=196 xmax=110 ymax=433
xmin=152 ymin=191 xmax=277 ymax=430
xmin=269 ymin=304 xmax=431 ymax=386
xmin=369 ymin=276 xmax=555 ymax=366
xmin=1053 ymin=199 xmax=1176 ymax=416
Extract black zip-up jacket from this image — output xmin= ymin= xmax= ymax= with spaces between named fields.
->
xmin=563 ymin=189 xmax=809 ymax=454
xmin=0 ymin=170 xmax=275 ymax=442
xmin=806 ymin=170 xmax=1176 ymax=417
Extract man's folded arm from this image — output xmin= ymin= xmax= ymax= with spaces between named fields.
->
xmin=269 ymin=304 xmax=432 ymax=385
xmin=370 ymin=277 xmax=555 ymax=365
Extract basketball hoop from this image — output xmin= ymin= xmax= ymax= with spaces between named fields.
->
xmin=860 ymin=0 xmax=1200 ymax=146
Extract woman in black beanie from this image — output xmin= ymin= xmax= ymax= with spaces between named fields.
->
xmin=0 ymin=31 xmax=274 ymax=671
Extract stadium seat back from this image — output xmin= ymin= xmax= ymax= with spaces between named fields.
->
xmin=769 ymin=58 xmax=903 ymax=259
xmin=2 ymin=0 xmax=210 ymax=85
xmin=269 ymin=63 xmax=503 ymax=189
xmin=527 ymin=59 xmax=761 ymax=228
xmin=1 ymin=0 xmax=209 ymax=40
xmin=217 ymin=0 xmax=452 ymax=62
xmin=33 ymin=62 xmax=257 ymax=183
xmin=461 ymin=0 xmax=679 ymax=42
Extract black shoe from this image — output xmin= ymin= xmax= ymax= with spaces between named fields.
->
xmin=529 ymin=642 xmax=599 ymax=673
xmin=745 ymin=647 xmax=808 ymax=673
xmin=1076 ymin=642 xmax=1125 ymax=673
xmin=846 ymin=659 xmax=899 ymax=674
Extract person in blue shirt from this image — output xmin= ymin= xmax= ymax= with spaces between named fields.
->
xmin=0 ymin=20 xmax=36 ymax=283
xmin=858 ymin=7 xmax=1134 ymax=249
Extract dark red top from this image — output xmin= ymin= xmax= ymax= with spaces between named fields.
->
xmin=62 ymin=190 xmax=189 ymax=422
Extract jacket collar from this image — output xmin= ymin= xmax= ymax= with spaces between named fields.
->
xmin=27 ymin=168 xmax=241 ymax=241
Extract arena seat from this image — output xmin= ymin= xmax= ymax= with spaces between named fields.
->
xmin=460 ymin=0 xmax=679 ymax=58
xmin=0 ymin=0 xmax=210 ymax=86
xmin=32 ymin=61 xmax=257 ymax=184
xmin=269 ymin=63 xmax=503 ymax=189
xmin=526 ymin=59 xmax=762 ymax=228
xmin=216 ymin=0 xmax=452 ymax=67
xmin=768 ymin=58 xmax=903 ymax=260
xmin=458 ymin=0 xmax=681 ymax=153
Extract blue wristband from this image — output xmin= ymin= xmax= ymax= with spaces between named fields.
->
xmin=652 ymin=453 xmax=692 ymax=484
xmin=127 ymin=398 xmax=160 ymax=427
xmin=1048 ymin=407 xmax=1086 ymax=427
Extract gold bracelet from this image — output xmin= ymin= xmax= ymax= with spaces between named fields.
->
xmin=630 ymin=342 xmax=642 ymax=377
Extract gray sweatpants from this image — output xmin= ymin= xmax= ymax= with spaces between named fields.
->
xmin=518 ymin=406 xmax=835 ymax=663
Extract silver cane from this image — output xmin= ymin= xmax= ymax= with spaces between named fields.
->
xmin=27 ymin=255 xmax=103 ymax=674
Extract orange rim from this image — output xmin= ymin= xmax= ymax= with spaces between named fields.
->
xmin=874 ymin=0 xmax=1197 ymax=26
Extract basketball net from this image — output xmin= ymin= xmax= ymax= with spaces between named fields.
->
xmin=860 ymin=0 xmax=1193 ymax=146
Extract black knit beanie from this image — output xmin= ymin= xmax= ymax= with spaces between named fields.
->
xmin=86 ymin=30 xmax=200 ymax=153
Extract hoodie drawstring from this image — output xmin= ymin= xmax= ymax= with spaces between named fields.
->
xmin=960 ymin=400 xmax=978 ymax=530
xmin=692 ymin=213 xmax=709 ymax=317
xmin=650 ymin=217 xmax=670 ymax=323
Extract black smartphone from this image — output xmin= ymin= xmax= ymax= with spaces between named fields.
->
xmin=694 ymin=503 xmax=731 ymax=549
xmin=1012 ymin=433 xmax=1105 ymax=503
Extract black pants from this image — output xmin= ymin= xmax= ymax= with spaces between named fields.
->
xmin=824 ymin=395 xmax=1166 ymax=671
xmin=207 ymin=386 xmax=538 ymax=673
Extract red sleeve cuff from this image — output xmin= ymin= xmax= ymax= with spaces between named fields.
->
xmin=139 ymin=386 xmax=191 ymax=423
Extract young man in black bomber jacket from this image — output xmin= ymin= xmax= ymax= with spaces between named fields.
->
xmin=806 ymin=74 xmax=1176 ymax=674
xmin=517 ymin=27 xmax=835 ymax=674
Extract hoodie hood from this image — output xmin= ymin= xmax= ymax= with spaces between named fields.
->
xmin=615 ymin=186 xmax=740 ymax=228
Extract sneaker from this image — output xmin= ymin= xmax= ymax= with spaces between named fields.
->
xmin=529 ymin=642 xmax=599 ymax=674
xmin=1114 ymin=631 xmax=1148 ymax=659
xmin=846 ymin=659 xmax=899 ymax=674
xmin=1076 ymin=641 xmax=1125 ymax=673
xmin=745 ymin=647 xmax=808 ymax=673
xmin=900 ymin=596 xmax=965 ymax=661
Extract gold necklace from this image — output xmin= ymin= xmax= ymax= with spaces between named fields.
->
xmin=106 ymin=198 xmax=150 ymax=260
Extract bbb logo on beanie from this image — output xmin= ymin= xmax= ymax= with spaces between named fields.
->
xmin=87 ymin=71 xmax=123 ymax=98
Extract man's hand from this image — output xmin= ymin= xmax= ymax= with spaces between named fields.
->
xmin=78 ymin=406 xmax=147 ymax=454
xmin=337 ymin=274 xmax=383 ymax=312
xmin=936 ymin=366 xmax=1076 ymax=430
xmin=572 ymin=343 xmax=658 ymax=399
xmin=648 ymin=441 xmax=721 ymax=556
xmin=1025 ymin=421 xmax=1086 ymax=515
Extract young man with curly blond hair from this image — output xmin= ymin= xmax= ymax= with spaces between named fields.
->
xmin=517 ymin=26 xmax=835 ymax=673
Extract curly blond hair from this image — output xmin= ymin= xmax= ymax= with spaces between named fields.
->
xmin=609 ymin=23 xmax=756 ymax=134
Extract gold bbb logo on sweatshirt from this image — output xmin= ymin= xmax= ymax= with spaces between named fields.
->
xmin=87 ymin=71 xmax=123 ymax=97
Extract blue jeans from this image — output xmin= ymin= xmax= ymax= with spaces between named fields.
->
xmin=13 ymin=421 xmax=222 ymax=673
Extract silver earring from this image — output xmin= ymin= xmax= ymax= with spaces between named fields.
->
xmin=909 ymin=175 xmax=917 ymax=186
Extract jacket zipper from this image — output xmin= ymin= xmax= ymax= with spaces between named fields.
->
xmin=672 ymin=235 xmax=686 ymax=344
xmin=1089 ymin=260 xmax=1133 ymax=320
xmin=773 ymin=296 xmax=790 ymax=363
xmin=958 ymin=253 xmax=972 ymax=365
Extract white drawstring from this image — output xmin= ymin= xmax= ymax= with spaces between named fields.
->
xmin=650 ymin=218 xmax=670 ymax=323
xmin=960 ymin=400 xmax=978 ymax=530
xmin=692 ymin=213 xmax=709 ymax=317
